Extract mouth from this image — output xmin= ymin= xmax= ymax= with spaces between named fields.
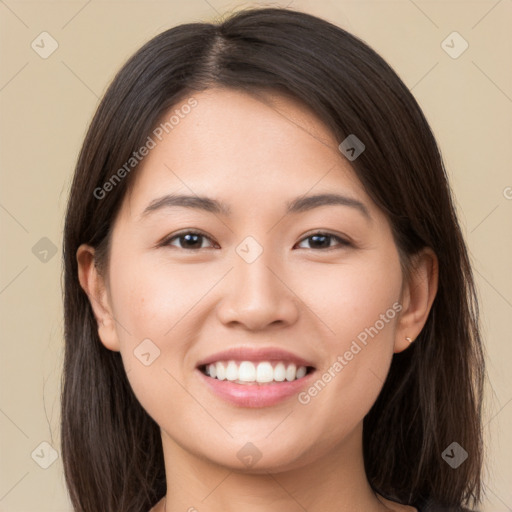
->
xmin=198 ymin=360 xmax=316 ymax=385
xmin=194 ymin=346 xmax=318 ymax=407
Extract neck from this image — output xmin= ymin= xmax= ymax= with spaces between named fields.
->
xmin=159 ymin=422 xmax=395 ymax=512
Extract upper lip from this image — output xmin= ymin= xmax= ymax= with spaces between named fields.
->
xmin=196 ymin=346 xmax=316 ymax=369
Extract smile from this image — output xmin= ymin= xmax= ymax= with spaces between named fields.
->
xmin=199 ymin=360 xmax=314 ymax=384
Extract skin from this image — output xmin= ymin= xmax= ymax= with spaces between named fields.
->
xmin=77 ymin=87 xmax=438 ymax=512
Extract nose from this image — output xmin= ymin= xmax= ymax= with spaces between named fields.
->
xmin=216 ymin=248 xmax=300 ymax=331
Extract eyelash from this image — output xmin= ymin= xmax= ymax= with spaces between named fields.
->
xmin=159 ymin=230 xmax=352 ymax=251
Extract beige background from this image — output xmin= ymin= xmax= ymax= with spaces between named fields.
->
xmin=0 ymin=1 xmax=511 ymax=511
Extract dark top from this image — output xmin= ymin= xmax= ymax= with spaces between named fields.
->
xmin=414 ymin=497 xmax=476 ymax=511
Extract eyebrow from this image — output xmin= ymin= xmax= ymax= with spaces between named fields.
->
xmin=140 ymin=192 xmax=372 ymax=221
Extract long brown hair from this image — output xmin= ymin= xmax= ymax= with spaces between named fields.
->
xmin=61 ymin=7 xmax=485 ymax=511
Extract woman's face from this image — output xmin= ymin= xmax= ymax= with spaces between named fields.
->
xmin=82 ymin=87 xmax=418 ymax=472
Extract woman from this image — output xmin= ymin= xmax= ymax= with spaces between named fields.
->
xmin=61 ymin=7 xmax=485 ymax=512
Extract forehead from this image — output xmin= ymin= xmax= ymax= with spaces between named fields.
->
xmin=121 ymin=87 xmax=371 ymax=219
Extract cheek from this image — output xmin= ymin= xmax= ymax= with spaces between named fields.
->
xmin=107 ymin=254 xmax=204 ymax=423
xmin=302 ymin=249 xmax=403 ymax=346
xmin=107 ymin=249 xmax=232 ymax=395
xmin=109 ymin=252 xmax=211 ymax=343
xmin=296 ymin=250 xmax=402 ymax=424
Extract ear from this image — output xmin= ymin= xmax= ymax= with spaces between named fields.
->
xmin=76 ymin=244 xmax=121 ymax=352
xmin=394 ymin=247 xmax=439 ymax=353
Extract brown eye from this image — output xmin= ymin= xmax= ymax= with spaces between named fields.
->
xmin=162 ymin=231 xmax=216 ymax=250
xmin=160 ymin=230 xmax=351 ymax=251
xmin=296 ymin=232 xmax=351 ymax=250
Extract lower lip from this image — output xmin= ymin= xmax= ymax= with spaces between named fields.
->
xmin=196 ymin=368 xmax=316 ymax=408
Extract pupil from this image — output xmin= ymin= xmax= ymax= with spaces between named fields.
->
xmin=183 ymin=234 xmax=201 ymax=248
xmin=310 ymin=234 xmax=329 ymax=248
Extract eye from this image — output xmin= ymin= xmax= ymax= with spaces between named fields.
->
xmin=161 ymin=230 xmax=217 ymax=250
xmin=159 ymin=230 xmax=351 ymax=251
xmin=295 ymin=232 xmax=351 ymax=250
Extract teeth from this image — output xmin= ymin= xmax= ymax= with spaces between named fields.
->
xmin=226 ymin=361 xmax=238 ymax=381
xmin=216 ymin=362 xmax=225 ymax=381
xmin=274 ymin=362 xmax=286 ymax=382
xmin=239 ymin=361 xmax=256 ymax=381
xmin=296 ymin=366 xmax=307 ymax=379
xmin=256 ymin=362 xmax=274 ymax=382
xmin=204 ymin=360 xmax=309 ymax=384
xmin=285 ymin=363 xmax=296 ymax=382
